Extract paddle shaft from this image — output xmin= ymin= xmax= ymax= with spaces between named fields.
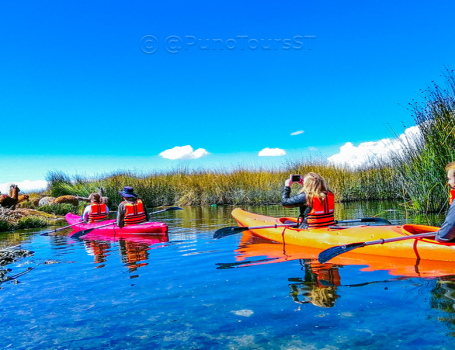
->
xmin=54 ymin=221 xmax=83 ymax=231
xmin=38 ymin=221 xmax=84 ymax=236
xmin=362 ymin=231 xmax=436 ymax=246
xmin=317 ymin=231 xmax=438 ymax=264
xmin=110 ymin=207 xmax=182 ymax=215
xmin=79 ymin=207 xmax=181 ymax=231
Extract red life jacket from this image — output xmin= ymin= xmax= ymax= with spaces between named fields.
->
xmin=88 ymin=203 xmax=108 ymax=223
xmin=123 ymin=199 xmax=147 ymax=226
xmin=450 ymin=188 xmax=455 ymax=205
xmin=306 ymin=191 xmax=335 ymax=228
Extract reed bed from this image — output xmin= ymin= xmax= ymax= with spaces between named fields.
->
xmin=45 ymin=162 xmax=401 ymax=210
xmin=387 ymin=69 xmax=455 ymax=213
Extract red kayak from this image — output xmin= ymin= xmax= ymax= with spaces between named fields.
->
xmin=65 ymin=213 xmax=168 ymax=237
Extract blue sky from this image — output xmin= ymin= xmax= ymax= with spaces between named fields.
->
xmin=1 ymin=0 xmax=455 ymax=186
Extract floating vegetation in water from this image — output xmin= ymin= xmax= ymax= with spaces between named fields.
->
xmin=0 ymin=207 xmax=61 ymax=233
xmin=0 ymin=248 xmax=35 ymax=287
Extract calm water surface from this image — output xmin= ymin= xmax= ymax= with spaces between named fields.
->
xmin=1 ymin=202 xmax=455 ymax=349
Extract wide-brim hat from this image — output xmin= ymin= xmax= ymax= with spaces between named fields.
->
xmin=118 ymin=186 xmax=138 ymax=198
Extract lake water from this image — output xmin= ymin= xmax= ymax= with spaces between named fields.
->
xmin=1 ymin=202 xmax=455 ymax=349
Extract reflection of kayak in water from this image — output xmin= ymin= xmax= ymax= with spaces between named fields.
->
xmin=230 ymin=232 xmax=455 ymax=278
xmin=83 ymin=230 xmax=169 ymax=270
xmin=231 ymin=208 xmax=455 ymax=262
xmin=65 ymin=213 xmax=168 ymax=237
xmin=78 ymin=230 xmax=169 ymax=245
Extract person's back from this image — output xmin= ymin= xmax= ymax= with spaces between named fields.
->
xmin=306 ymin=191 xmax=335 ymax=228
xmin=281 ymin=172 xmax=335 ymax=228
xmin=116 ymin=186 xmax=148 ymax=228
xmin=81 ymin=193 xmax=109 ymax=223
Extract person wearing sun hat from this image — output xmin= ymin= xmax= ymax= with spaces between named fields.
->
xmin=116 ymin=186 xmax=149 ymax=228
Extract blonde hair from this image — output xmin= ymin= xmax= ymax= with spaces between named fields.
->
xmin=446 ymin=161 xmax=455 ymax=172
xmin=299 ymin=172 xmax=329 ymax=206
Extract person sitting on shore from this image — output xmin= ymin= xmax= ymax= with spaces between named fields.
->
xmin=281 ymin=172 xmax=335 ymax=229
xmin=81 ymin=193 xmax=110 ymax=224
xmin=116 ymin=186 xmax=149 ymax=228
xmin=436 ymin=162 xmax=455 ymax=242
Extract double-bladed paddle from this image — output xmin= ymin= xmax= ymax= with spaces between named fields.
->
xmin=317 ymin=231 xmax=436 ymax=264
xmin=336 ymin=218 xmax=391 ymax=225
xmin=213 ymin=217 xmax=391 ymax=240
xmin=70 ymin=206 xmax=183 ymax=238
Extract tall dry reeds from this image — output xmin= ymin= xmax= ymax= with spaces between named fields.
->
xmin=45 ymin=161 xmax=400 ymax=209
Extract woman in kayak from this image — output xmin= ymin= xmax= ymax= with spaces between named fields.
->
xmin=281 ymin=172 xmax=335 ymax=228
xmin=116 ymin=186 xmax=149 ymax=228
xmin=436 ymin=162 xmax=455 ymax=242
xmin=81 ymin=193 xmax=110 ymax=223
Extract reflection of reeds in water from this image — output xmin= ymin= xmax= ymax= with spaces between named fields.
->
xmin=430 ymin=279 xmax=455 ymax=336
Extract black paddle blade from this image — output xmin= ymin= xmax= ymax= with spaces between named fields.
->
xmin=360 ymin=217 xmax=391 ymax=225
xmin=318 ymin=242 xmax=366 ymax=264
xmin=168 ymin=206 xmax=183 ymax=211
xmin=213 ymin=226 xmax=249 ymax=239
xmin=70 ymin=228 xmax=96 ymax=239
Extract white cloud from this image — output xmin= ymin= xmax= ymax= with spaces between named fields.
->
xmin=327 ymin=126 xmax=421 ymax=168
xmin=0 ymin=180 xmax=47 ymax=194
xmin=258 ymin=148 xmax=286 ymax=157
xmin=290 ymin=130 xmax=304 ymax=136
xmin=309 ymin=147 xmax=318 ymax=151
xmin=159 ymin=145 xmax=209 ymax=160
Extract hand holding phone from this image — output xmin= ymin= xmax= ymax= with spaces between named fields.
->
xmin=285 ymin=174 xmax=303 ymax=187
xmin=291 ymin=174 xmax=302 ymax=183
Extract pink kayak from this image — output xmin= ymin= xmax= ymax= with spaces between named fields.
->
xmin=65 ymin=213 xmax=168 ymax=237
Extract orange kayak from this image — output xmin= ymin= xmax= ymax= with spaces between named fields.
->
xmin=231 ymin=208 xmax=455 ymax=262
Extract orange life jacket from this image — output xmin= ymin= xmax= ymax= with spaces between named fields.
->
xmin=88 ymin=203 xmax=108 ymax=223
xmin=450 ymin=188 xmax=455 ymax=205
xmin=123 ymin=199 xmax=147 ymax=226
xmin=306 ymin=191 xmax=335 ymax=228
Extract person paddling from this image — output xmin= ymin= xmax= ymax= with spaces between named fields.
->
xmin=116 ymin=186 xmax=149 ymax=228
xmin=436 ymin=162 xmax=455 ymax=242
xmin=81 ymin=193 xmax=110 ymax=223
xmin=281 ymin=172 xmax=335 ymax=229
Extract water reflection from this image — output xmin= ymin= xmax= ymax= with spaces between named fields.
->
xmin=79 ymin=231 xmax=169 ymax=272
xmin=1 ymin=202 xmax=455 ymax=348
xmin=220 ymin=232 xmax=455 ymax=310
xmin=430 ymin=278 xmax=455 ymax=336
xmin=119 ymin=240 xmax=150 ymax=271
xmin=288 ymin=261 xmax=341 ymax=308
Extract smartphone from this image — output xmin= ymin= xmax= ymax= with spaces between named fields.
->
xmin=291 ymin=174 xmax=302 ymax=182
